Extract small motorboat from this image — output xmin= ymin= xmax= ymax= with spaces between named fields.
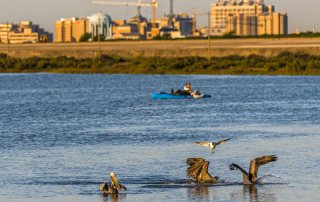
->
xmin=151 ymin=91 xmax=211 ymax=99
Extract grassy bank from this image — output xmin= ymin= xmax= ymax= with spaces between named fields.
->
xmin=1 ymin=52 xmax=320 ymax=75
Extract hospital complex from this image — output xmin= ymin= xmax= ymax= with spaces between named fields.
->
xmin=0 ymin=0 xmax=288 ymax=44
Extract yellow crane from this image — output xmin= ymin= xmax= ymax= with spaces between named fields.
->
xmin=92 ymin=0 xmax=158 ymax=28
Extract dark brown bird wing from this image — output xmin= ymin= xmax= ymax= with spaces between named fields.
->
xmin=249 ymin=155 xmax=278 ymax=182
xmin=186 ymin=158 xmax=213 ymax=183
xmin=216 ymin=138 xmax=232 ymax=145
xmin=186 ymin=158 xmax=206 ymax=179
xmin=229 ymin=163 xmax=250 ymax=184
xmin=119 ymin=184 xmax=127 ymax=190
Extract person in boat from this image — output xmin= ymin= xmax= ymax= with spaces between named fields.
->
xmin=183 ymin=82 xmax=192 ymax=95
xmin=171 ymin=82 xmax=192 ymax=95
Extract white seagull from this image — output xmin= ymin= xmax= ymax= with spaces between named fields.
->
xmin=193 ymin=138 xmax=232 ymax=153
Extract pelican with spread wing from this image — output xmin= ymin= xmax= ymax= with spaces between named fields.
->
xmin=186 ymin=158 xmax=220 ymax=183
xmin=193 ymin=138 xmax=232 ymax=153
xmin=100 ymin=172 xmax=127 ymax=194
xmin=229 ymin=155 xmax=278 ymax=184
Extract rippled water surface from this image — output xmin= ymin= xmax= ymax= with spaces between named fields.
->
xmin=1 ymin=74 xmax=320 ymax=202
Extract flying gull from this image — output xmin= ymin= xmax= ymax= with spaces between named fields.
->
xmin=193 ymin=138 xmax=232 ymax=153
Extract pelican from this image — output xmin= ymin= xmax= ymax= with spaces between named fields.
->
xmin=100 ymin=172 xmax=127 ymax=194
xmin=193 ymin=138 xmax=232 ymax=153
xmin=229 ymin=155 xmax=278 ymax=184
xmin=186 ymin=158 xmax=220 ymax=183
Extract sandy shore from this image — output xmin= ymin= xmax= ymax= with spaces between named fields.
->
xmin=1 ymin=38 xmax=320 ymax=58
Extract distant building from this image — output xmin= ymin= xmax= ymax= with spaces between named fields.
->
xmin=112 ymin=15 xmax=151 ymax=40
xmin=0 ymin=21 xmax=52 ymax=44
xmin=257 ymin=12 xmax=288 ymax=35
xmin=152 ymin=13 xmax=194 ymax=39
xmin=55 ymin=13 xmax=112 ymax=42
xmin=55 ymin=18 xmax=89 ymax=42
xmin=0 ymin=24 xmax=13 ymax=44
xmin=87 ymin=12 xmax=113 ymax=39
xmin=173 ymin=13 xmax=194 ymax=37
xmin=211 ymin=0 xmax=288 ymax=36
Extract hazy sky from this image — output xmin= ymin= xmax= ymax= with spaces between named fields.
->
xmin=1 ymin=0 xmax=319 ymax=33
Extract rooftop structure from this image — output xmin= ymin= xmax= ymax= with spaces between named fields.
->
xmin=211 ymin=0 xmax=287 ymax=36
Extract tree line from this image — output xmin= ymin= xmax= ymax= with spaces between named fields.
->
xmin=0 ymin=52 xmax=320 ymax=75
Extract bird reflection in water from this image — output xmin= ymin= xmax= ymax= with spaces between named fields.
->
xmin=231 ymin=184 xmax=277 ymax=202
xmin=100 ymin=193 xmax=126 ymax=202
xmin=243 ymin=185 xmax=258 ymax=202
xmin=187 ymin=185 xmax=214 ymax=201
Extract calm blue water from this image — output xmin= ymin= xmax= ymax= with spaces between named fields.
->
xmin=0 ymin=74 xmax=320 ymax=202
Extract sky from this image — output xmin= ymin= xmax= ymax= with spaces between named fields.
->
xmin=0 ymin=0 xmax=319 ymax=33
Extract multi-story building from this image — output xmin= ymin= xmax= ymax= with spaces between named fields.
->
xmin=211 ymin=0 xmax=288 ymax=36
xmin=0 ymin=21 xmax=52 ymax=44
xmin=112 ymin=15 xmax=152 ymax=40
xmin=55 ymin=13 xmax=114 ymax=42
xmin=227 ymin=14 xmax=257 ymax=36
xmin=0 ymin=24 xmax=13 ymax=44
xmin=150 ymin=13 xmax=194 ymax=39
xmin=55 ymin=18 xmax=89 ymax=42
xmin=257 ymin=12 xmax=288 ymax=35
xmin=174 ymin=13 xmax=194 ymax=37
xmin=87 ymin=12 xmax=113 ymax=39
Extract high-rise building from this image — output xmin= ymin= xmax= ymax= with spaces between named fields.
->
xmin=211 ymin=0 xmax=288 ymax=36
xmin=257 ymin=12 xmax=288 ymax=35
xmin=227 ymin=14 xmax=257 ymax=36
xmin=55 ymin=18 xmax=89 ymax=42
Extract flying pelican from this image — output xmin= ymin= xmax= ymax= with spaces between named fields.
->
xmin=193 ymin=138 xmax=232 ymax=153
xmin=186 ymin=158 xmax=220 ymax=183
xmin=229 ymin=155 xmax=278 ymax=184
xmin=100 ymin=172 xmax=127 ymax=194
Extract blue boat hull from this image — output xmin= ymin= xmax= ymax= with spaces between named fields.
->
xmin=151 ymin=92 xmax=211 ymax=99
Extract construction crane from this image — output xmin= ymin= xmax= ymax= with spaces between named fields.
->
xmin=168 ymin=0 xmax=174 ymax=28
xmin=92 ymin=0 xmax=158 ymax=27
xmin=191 ymin=8 xmax=213 ymax=36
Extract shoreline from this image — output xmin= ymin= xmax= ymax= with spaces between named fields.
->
xmin=1 ymin=52 xmax=320 ymax=75
xmin=2 ymin=38 xmax=320 ymax=59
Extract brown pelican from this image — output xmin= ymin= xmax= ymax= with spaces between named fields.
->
xmin=186 ymin=158 xmax=220 ymax=183
xmin=193 ymin=138 xmax=232 ymax=153
xmin=229 ymin=155 xmax=278 ymax=184
xmin=100 ymin=172 xmax=127 ymax=194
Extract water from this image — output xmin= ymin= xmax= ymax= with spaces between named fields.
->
xmin=0 ymin=74 xmax=320 ymax=202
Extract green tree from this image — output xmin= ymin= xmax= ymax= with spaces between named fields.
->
xmin=79 ymin=33 xmax=92 ymax=42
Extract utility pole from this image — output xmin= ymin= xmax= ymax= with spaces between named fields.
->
xmin=192 ymin=8 xmax=196 ymax=36
xmin=98 ymin=18 xmax=101 ymax=59
xmin=208 ymin=10 xmax=211 ymax=62
xmin=6 ymin=21 xmax=10 ymax=58
xmin=152 ymin=0 xmax=157 ymax=28
xmin=168 ymin=0 xmax=174 ymax=28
